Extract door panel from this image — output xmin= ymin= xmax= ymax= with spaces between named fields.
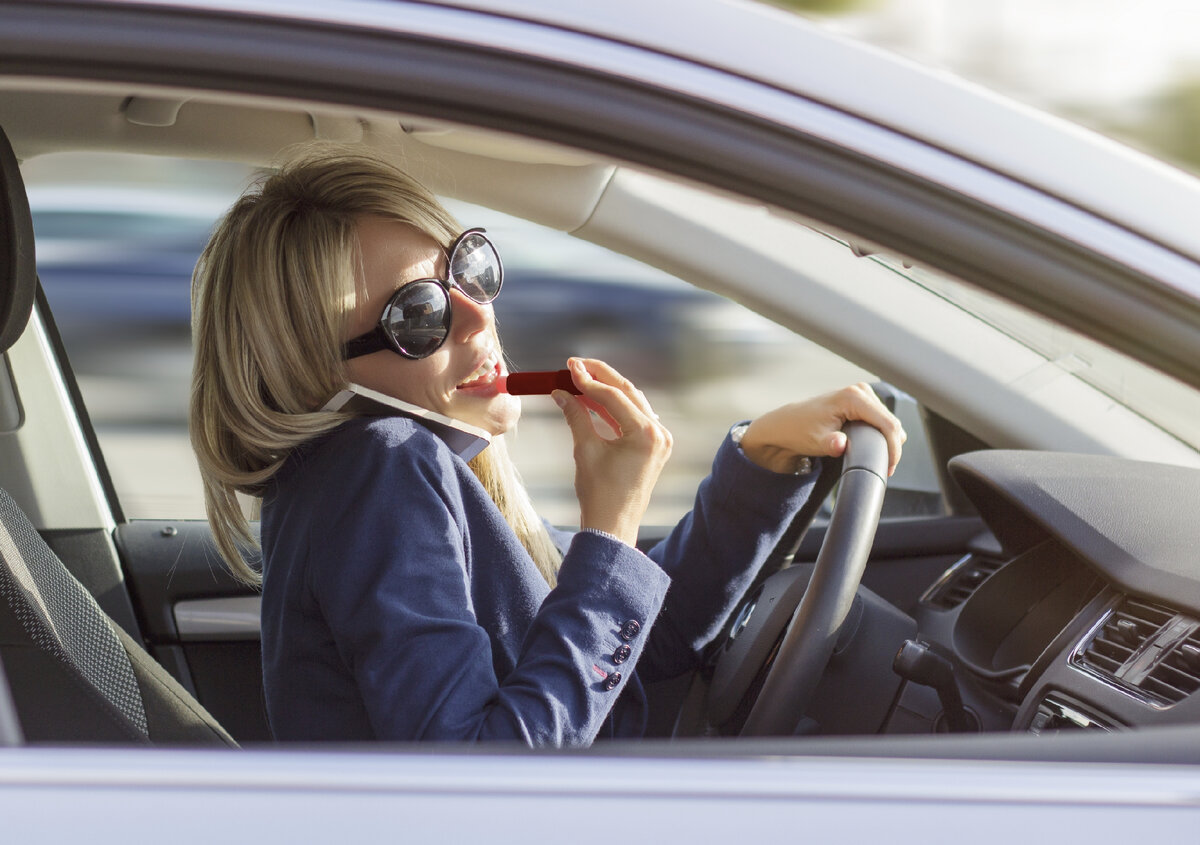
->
xmin=115 ymin=520 xmax=269 ymax=742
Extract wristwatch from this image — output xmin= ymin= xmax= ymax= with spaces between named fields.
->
xmin=730 ymin=423 xmax=814 ymax=476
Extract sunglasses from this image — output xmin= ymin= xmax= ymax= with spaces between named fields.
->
xmin=343 ymin=228 xmax=503 ymax=360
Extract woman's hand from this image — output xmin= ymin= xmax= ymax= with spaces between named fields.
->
xmin=553 ymin=358 xmax=672 ymax=547
xmin=739 ymin=382 xmax=906 ymax=476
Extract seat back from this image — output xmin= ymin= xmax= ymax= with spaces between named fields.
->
xmin=0 ymin=488 xmax=151 ymax=742
xmin=0 ymin=486 xmax=236 ymax=745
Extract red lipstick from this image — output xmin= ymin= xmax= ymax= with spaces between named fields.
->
xmin=498 ymin=370 xmax=581 ymax=395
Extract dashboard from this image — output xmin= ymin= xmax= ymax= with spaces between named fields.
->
xmin=901 ymin=450 xmax=1200 ymax=735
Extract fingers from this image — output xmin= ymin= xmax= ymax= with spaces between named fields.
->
xmin=553 ymin=386 xmax=596 ymax=440
xmin=740 ymin=382 xmax=906 ymax=477
xmin=553 ymin=358 xmax=669 ymax=452
xmin=575 ymin=396 xmax=621 ymax=440
xmin=566 ymin=358 xmax=660 ymax=436
xmin=826 ymin=429 xmax=848 ymax=457
xmin=838 ymin=382 xmax=906 ymax=476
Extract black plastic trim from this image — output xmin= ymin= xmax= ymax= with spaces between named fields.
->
xmin=950 ymin=450 xmax=1200 ymax=613
xmin=116 ymin=520 xmax=257 ymax=642
xmin=0 ymin=122 xmax=35 ymax=353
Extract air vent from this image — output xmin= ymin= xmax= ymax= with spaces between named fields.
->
xmin=1078 ymin=598 xmax=1171 ymax=677
xmin=1077 ymin=597 xmax=1173 ymax=679
xmin=1075 ymin=598 xmax=1200 ymax=706
xmin=1143 ymin=627 xmax=1200 ymax=705
xmin=922 ymin=555 xmax=1004 ymax=610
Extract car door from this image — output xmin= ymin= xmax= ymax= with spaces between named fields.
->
xmin=26 ymin=151 xmax=987 ymax=744
xmin=14 ymin=0 xmax=1195 ymax=746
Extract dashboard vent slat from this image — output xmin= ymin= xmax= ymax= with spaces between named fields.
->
xmin=1144 ymin=630 xmax=1200 ymax=705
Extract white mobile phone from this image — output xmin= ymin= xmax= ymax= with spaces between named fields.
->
xmin=321 ymin=383 xmax=491 ymax=461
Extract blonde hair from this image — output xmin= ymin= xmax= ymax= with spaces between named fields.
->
xmin=190 ymin=144 xmax=561 ymax=586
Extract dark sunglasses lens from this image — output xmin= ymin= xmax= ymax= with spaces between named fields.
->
xmin=382 ymin=283 xmax=450 ymax=358
xmin=450 ymin=232 xmax=502 ymax=302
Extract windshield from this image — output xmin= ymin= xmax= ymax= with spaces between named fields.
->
xmin=870 ymin=252 xmax=1200 ymax=452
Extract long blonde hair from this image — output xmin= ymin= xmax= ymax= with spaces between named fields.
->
xmin=190 ymin=144 xmax=561 ymax=586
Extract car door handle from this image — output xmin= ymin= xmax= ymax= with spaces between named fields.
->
xmin=173 ymin=595 xmax=262 ymax=641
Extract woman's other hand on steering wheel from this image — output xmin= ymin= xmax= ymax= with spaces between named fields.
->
xmin=553 ymin=357 xmax=673 ymax=547
xmin=738 ymin=382 xmax=906 ymax=477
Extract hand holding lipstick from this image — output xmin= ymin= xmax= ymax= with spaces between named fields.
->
xmin=737 ymin=382 xmax=906 ymax=477
xmin=551 ymin=358 xmax=672 ymax=547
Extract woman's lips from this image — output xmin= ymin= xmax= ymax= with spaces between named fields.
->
xmin=455 ymin=360 xmax=502 ymax=393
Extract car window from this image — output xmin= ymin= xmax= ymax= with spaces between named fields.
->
xmin=25 ymin=152 xmax=943 ymax=526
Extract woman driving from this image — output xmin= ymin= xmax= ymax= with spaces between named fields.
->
xmin=190 ymin=145 xmax=905 ymax=745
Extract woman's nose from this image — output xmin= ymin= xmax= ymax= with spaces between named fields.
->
xmin=449 ymin=286 xmax=493 ymax=343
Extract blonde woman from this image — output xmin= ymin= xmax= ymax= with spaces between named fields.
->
xmin=190 ymin=145 xmax=905 ymax=745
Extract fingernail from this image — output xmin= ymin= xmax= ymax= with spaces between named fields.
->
xmin=552 ymin=390 xmax=568 ymax=408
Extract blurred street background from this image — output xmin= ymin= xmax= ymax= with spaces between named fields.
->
xmin=774 ymin=0 xmax=1200 ymax=177
xmin=23 ymin=0 xmax=1200 ymax=527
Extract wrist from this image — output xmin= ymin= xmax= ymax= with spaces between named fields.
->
xmin=579 ymin=505 xmax=642 ymax=547
xmin=731 ymin=422 xmax=814 ymax=476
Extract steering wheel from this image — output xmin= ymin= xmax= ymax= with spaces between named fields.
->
xmin=704 ymin=421 xmax=890 ymax=736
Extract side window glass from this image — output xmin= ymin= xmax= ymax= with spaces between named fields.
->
xmin=26 ymin=153 xmax=252 ymax=519
xmin=25 ymin=154 xmax=945 ymax=526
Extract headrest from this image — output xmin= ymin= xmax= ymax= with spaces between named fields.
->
xmin=0 ymin=126 xmax=35 ymax=353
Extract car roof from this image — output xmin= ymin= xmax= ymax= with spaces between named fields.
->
xmin=431 ymin=0 xmax=1200 ymax=269
xmin=93 ymin=0 xmax=1200 ymax=270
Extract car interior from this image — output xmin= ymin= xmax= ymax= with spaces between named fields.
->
xmin=3 ymin=83 xmax=1200 ymax=760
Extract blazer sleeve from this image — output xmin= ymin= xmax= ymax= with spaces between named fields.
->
xmin=307 ymin=423 xmax=670 ymax=746
xmin=637 ymin=429 xmax=824 ymax=681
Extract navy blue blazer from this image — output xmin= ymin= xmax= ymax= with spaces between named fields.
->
xmin=260 ymin=415 xmax=819 ymax=745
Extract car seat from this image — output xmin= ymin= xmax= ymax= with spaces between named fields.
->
xmin=0 ymin=122 xmax=235 ymax=745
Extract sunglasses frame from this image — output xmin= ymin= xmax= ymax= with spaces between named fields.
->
xmin=343 ymin=227 xmax=502 ymax=360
